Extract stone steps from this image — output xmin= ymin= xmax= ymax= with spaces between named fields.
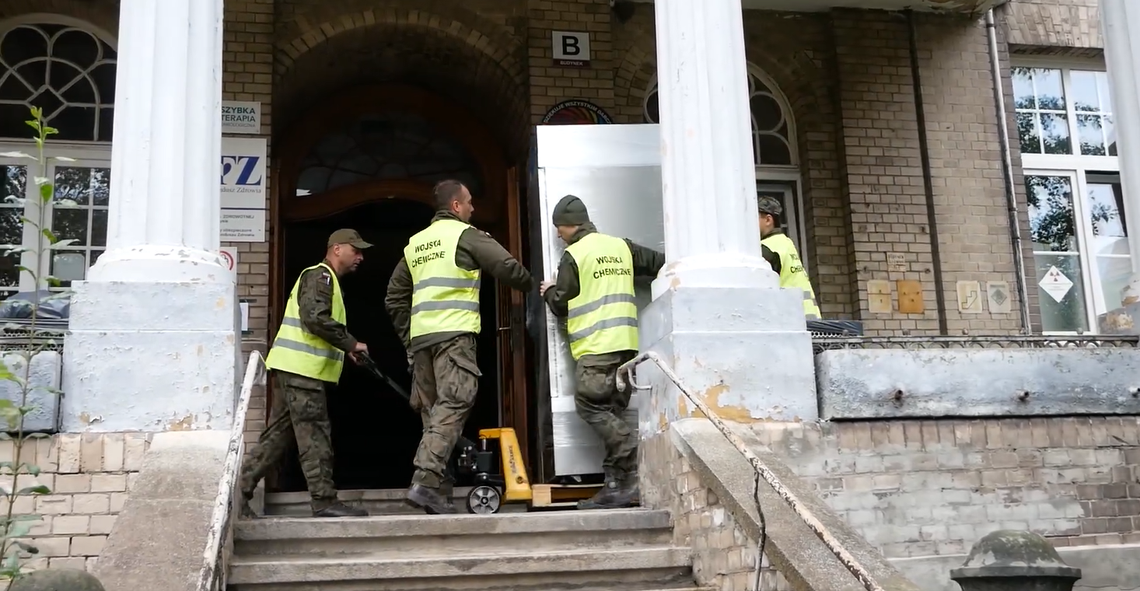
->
xmin=228 ymin=504 xmax=705 ymax=591
xmin=262 ymin=488 xmax=523 ymax=516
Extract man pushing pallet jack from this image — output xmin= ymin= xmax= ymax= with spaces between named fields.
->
xmin=383 ymin=187 xmax=665 ymax=516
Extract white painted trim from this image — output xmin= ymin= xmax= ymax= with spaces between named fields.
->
xmin=1012 ymin=54 xmax=1107 ymax=71
xmin=0 ymin=13 xmax=118 ymax=51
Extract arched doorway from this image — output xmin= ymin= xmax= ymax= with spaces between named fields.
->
xmin=270 ymin=85 xmax=529 ymax=492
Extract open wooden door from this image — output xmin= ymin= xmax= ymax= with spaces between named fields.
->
xmin=497 ymin=166 xmax=531 ymax=472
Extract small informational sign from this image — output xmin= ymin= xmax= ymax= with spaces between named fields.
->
xmin=887 ymin=252 xmax=907 ymax=273
xmin=239 ymin=299 xmax=251 ymax=335
xmin=541 ymin=100 xmax=613 ymax=125
xmin=221 ymin=137 xmax=267 ymax=209
xmin=552 ymin=31 xmax=590 ymax=67
xmin=956 ymin=280 xmax=983 ymax=314
xmin=219 ymin=247 xmax=238 ymax=273
xmin=897 ymin=280 xmax=924 ymax=314
xmin=987 ymin=281 xmax=1012 ymax=314
xmin=221 ymin=209 xmax=266 ymax=242
xmin=866 ymin=279 xmax=892 ymax=314
xmin=221 ymin=101 xmax=261 ymax=135
xmin=1039 ymin=266 xmax=1074 ymax=303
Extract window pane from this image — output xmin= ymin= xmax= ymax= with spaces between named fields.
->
xmin=91 ymin=209 xmax=107 ymax=247
xmin=1033 ymin=68 xmax=1066 ymax=110
xmin=1077 ymin=114 xmax=1107 ymax=156
xmin=54 ymin=166 xmax=110 ymax=206
xmin=1040 ymin=113 xmax=1071 ymax=154
xmin=0 ymin=251 xmax=18 ymax=288
xmin=1096 ymin=255 xmax=1131 ymax=311
xmin=1086 ymin=176 xmax=1127 ymax=248
xmin=1071 ymin=70 xmax=1102 ymax=112
xmin=51 ymin=208 xmax=87 ymax=245
xmin=1026 ymin=175 xmax=1078 ymax=252
xmin=1016 ymin=112 xmax=1041 ymax=153
xmin=0 ymin=206 xmax=22 ymax=246
xmin=1012 ymin=67 xmax=1035 ymax=109
xmin=1034 ymin=254 xmax=1089 ymax=332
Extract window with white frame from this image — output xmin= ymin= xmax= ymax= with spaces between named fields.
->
xmin=642 ymin=64 xmax=807 ymax=255
xmin=1013 ymin=60 xmax=1127 ymax=334
xmin=0 ymin=19 xmax=115 ymax=298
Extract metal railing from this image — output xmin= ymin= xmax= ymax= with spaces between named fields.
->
xmin=196 ymin=350 xmax=265 ymax=591
xmin=813 ymin=334 xmax=1139 ymax=352
xmin=618 ymin=351 xmax=886 ymax=591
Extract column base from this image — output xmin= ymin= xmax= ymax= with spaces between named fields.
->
xmin=636 ymin=284 xmax=818 ymax=441
xmin=61 ymin=277 xmax=240 ymax=432
xmin=651 ymin=253 xmax=779 ymax=299
xmin=87 ymin=244 xmax=231 ymax=283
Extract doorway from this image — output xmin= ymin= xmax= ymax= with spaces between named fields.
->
xmin=274 ymin=197 xmax=503 ymax=491
xmin=269 ymin=85 xmax=530 ymax=492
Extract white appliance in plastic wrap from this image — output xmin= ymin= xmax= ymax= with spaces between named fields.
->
xmin=532 ymin=123 xmax=665 ymax=477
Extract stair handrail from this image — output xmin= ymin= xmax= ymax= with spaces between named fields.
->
xmin=617 ymin=351 xmax=886 ymax=591
xmin=197 ymin=350 xmax=266 ymax=591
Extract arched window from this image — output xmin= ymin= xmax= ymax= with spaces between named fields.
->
xmin=0 ymin=18 xmax=116 ymax=297
xmin=296 ymin=112 xmax=483 ymax=199
xmin=642 ymin=64 xmax=805 ymax=251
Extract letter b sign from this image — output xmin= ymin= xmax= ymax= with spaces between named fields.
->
xmin=552 ymin=31 xmax=590 ymax=67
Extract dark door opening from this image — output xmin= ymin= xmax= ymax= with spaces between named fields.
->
xmin=274 ymin=198 xmax=502 ymax=491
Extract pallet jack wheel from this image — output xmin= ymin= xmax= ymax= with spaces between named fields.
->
xmin=466 ymin=485 xmax=502 ymax=515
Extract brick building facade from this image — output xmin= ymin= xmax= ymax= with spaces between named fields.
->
xmin=0 ymin=0 xmax=1119 ymax=349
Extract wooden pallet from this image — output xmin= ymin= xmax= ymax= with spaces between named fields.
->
xmin=529 ymin=482 xmax=602 ymax=508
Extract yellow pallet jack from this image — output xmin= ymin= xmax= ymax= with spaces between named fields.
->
xmin=358 ymin=353 xmax=601 ymax=514
xmin=458 ymin=428 xmax=601 ymax=514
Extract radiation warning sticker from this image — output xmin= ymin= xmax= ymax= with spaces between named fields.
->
xmin=1039 ymin=265 xmax=1074 ymax=304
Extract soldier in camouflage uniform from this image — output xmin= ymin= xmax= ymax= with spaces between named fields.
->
xmin=385 ymin=180 xmax=534 ymax=515
xmin=239 ymin=229 xmax=372 ymax=519
xmin=540 ymin=195 xmax=664 ymax=510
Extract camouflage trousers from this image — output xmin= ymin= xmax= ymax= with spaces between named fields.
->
xmin=239 ymin=370 xmax=337 ymax=510
xmin=575 ymin=351 xmax=638 ymax=478
xmin=410 ymin=334 xmax=481 ymax=489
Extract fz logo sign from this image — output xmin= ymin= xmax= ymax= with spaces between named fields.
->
xmin=221 ymin=154 xmax=263 ymax=188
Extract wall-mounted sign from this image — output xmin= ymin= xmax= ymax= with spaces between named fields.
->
xmin=552 ymin=31 xmax=590 ymax=67
xmin=239 ymin=299 xmax=251 ymax=335
xmin=219 ymin=247 xmax=238 ymax=273
xmin=221 ymin=137 xmax=267 ymax=209
xmin=541 ymin=100 xmax=613 ymax=125
xmin=221 ymin=101 xmax=261 ymax=135
xmin=221 ymin=209 xmax=266 ymax=242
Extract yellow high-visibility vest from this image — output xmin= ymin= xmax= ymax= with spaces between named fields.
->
xmin=564 ymin=233 xmax=638 ymax=359
xmin=762 ymin=233 xmax=822 ymax=320
xmin=265 ymin=262 xmax=347 ymax=382
xmin=405 ymin=219 xmax=482 ymax=339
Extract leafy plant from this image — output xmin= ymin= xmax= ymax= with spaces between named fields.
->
xmin=0 ymin=106 xmax=76 ymax=585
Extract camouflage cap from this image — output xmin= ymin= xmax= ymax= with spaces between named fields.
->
xmin=327 ymin=228 xmax=372 ymax=249
xmin=757 ymin=195 xmax=783 ymax=217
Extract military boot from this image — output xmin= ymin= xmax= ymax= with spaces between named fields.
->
xmin=406 ymin=484 xmax=458 ymax=515
xmin=313 ymin=500 xmax=368 ymax=518
xmin=238 ymin=498 xmax=260 ymax=520
xmin=426 ymin=473 xmax=458 ymax=515
xmin=578 ymin=470 xmax=638 ymax=510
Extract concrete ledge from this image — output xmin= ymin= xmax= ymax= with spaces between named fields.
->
xmin=671 ymin=419 xmax=921 ymax=591
xmin=229 ymin=546 xmax=691 ymax=585
xmin=236 ymin=509 xmax=671 ymax=540
xmin=94 ymin=431 xmax=230 ymax=591
xmin=816 ymin=348 xmax=1140 ymax=419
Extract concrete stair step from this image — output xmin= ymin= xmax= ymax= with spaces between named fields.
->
xmin=262 ymin=487 xmax=530 ymax=516
xmin=235 ymin=509 xmax=673 ymax=557
xmin=227 ymin=546 xmax=693 ymax=591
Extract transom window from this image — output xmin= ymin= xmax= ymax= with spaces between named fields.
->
xmin=642 ymin=64 xmax=807 ymax=257
xmin=1014 ymin=60 xmax=1126 ymax=334
xmin=0 ymin=19 xmax=114 ymax=298
xmin=296 ymin=112 xmax=483 ymax=198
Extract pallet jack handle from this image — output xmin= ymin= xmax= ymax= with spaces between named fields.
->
xmin=355 ymin=351 xmax=478 ymax=452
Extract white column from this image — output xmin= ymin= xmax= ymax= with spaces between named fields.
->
xmin=636 ymin=0 xmax=817 ymax=447
xmin=650 ymin=0 xmax=778 ymax=298
xmin=1102 ymin=0 xmax=1140 ymax=314
xmin=61 ymin=0 xmax=239 ymax=432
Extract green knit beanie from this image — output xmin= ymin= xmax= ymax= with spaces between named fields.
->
xmin=552 ymin=194 xmax=591 ymax=226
